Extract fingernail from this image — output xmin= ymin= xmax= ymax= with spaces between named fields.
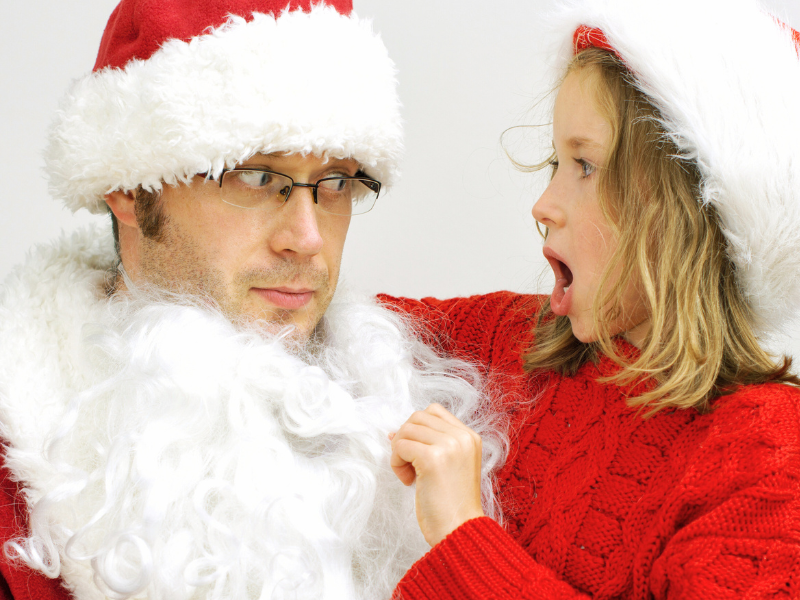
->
xmin=388 ymin=432 xmax=395 ymax=441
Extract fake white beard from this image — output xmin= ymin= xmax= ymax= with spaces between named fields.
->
xmin=3 ymin=284 xmax=507 ymax=600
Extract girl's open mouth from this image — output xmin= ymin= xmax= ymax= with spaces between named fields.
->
xmin=544 ymin=250 xmax=573 ymax=316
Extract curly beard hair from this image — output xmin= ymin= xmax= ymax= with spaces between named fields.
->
xmin=4 ymin=282 xmax=507 ymax=600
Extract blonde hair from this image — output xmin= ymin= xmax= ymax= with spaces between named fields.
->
xmin=523 ymin=48 xmax=799 ymax=413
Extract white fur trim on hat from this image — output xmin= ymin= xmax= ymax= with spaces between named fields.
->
xmin=45 ymin=5 xmax=402 ymax=214
xmin=544 ymin=0 xmax=800 ymax=336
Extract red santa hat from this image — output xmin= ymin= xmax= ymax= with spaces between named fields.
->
xmin=545 ymin=0 xmax=800 ymax=338
xmin=46 ymin=0 xmax=401 ymax=214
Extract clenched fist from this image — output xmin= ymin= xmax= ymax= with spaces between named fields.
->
xmin=390 ymin=403 xmax=484 ymax=547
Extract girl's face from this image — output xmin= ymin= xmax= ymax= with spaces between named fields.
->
xmin=532 ymin=69 xmax=650 ymax=348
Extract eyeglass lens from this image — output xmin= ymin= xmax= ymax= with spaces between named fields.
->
xmin=220 ymin=170 xmax=379 ymax=215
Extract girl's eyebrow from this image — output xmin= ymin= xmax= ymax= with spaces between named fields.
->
xmin=567 ymin=135 xmax=603 ymax=150
xmin=552 ymin=137 xmax=604 ymax=151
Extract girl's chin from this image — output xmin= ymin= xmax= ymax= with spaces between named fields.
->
xmin=569 ymin=317 xmax=650 ymax=349
xmin=567 ymin=317 xmax=596 ymax=344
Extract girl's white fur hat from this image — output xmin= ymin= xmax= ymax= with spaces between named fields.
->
xmin=45 ymin=0 xmax=401 ymax=215
xmin=547 ymin=0 xmax=800 ymax=337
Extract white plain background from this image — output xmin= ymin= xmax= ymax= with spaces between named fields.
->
xmin=2 ymin=0 xmax=799 ymax=358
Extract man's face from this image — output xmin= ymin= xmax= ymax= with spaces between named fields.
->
xmin=133 ymin=153 xmax=354 ymax=341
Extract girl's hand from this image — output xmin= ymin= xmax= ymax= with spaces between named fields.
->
xmin=389 ymin=403 xmax=484 ymax=547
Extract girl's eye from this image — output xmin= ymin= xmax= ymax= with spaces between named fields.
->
xmin=575 ymin=158 xmax=596 ymax=178
xmin=549 ymin=158 xmax=559 ymax=177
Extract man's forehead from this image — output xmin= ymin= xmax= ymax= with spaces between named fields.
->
xmin=244 ymin=152 xmax=360 ymax=167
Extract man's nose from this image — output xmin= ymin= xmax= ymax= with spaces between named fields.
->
xmin=271 ymin=186 xmax=324 ymax=257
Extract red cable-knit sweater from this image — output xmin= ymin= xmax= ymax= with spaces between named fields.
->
xmin=0 ymin=292 xmax=798 ymax=599
xmin=380 ymin=292 xmax=800 ymax=600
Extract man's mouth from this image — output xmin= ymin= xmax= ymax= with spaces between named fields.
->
xmin=252 ymin=287 xmax=314 ymax=310
xmin=543 ymin=249 xmax=573 ymax=316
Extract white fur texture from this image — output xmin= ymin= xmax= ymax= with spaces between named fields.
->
xmin=542 ymin=0 xmax=800 ymax=336
xmin=0 ymin=225 xmax=506 ymax=600
xmin=46 ymin=5 xmax=402 ymax=214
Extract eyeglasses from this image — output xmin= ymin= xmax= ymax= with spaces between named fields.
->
xmin=209 ymin=167 xmax=382 ymax=216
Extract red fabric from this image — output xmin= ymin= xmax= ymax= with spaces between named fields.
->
xmin=574 ymin=21 xmax=800 ymax=58
xmin=0 ymin=459 xmax=72 ymax=600
xmin=381 ymin=292 xmax=800 ymax=600
xmin=791 ymin=25 xmax=800 ymax=55
xmin=573 ymin=25 xmax=616 ymax=56
xmin=94 ymin=0 xmax=353 ymax=71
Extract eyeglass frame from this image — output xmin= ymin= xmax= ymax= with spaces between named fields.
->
xmin=200 ymin=167 xmax=382 ymax=215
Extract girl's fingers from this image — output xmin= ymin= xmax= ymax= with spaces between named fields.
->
xmin=422 ymin=402 xmax=470 ymax=428
xmin=390 ymin=422 xmax=458 ymax=486
xmin=392 ymin=422 xmax=447 ymax=448
xmin=403 ymin=404 xmax=477 ymax=439
xmin=389 ymin=404 xmax=485 ymax=545
xmin=391 ymin=458 xmax=417 ymax=486
xmin=389 ymin=426 xmax=442 ymax=477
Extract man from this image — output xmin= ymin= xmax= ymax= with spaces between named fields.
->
xmin=0 ymin=1 xmax=505 ymax=599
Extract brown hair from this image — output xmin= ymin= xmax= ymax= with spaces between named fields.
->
xmin=109 ymin=187 xmax=169 ymax=257
xmin=523 ymin=48 xmax=799 ymax=414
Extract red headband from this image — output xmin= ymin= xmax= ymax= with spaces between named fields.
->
xmin=572 ymin=25 xmax=615 ymax=56
xmin=573 ymin=21 xmax=800 ymax=59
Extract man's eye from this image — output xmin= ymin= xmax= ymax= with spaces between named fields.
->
xmin=236 ymin=170 xmax=274 ymax=187
xmin=319 ymin=178 xmax=350 ymax=193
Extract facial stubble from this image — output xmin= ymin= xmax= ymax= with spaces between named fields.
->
xmin=137 ymin=217 xmax=334 ymax=343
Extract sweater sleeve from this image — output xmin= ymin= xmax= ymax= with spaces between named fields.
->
xmin=393 ymin=517 xmax=589 ymax=600
xmin=377 ymin=292 xmax=541 ymax=366
xmin=395 ymin=488 xmax=800 ymax=600
xmin=376 ymin=294 xmax=458 ymax=353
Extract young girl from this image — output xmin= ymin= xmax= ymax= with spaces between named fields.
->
xmin=384 ymin=0 xmax=800 ymax=597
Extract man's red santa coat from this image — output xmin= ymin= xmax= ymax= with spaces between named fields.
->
xmin=0 ymin=470 xmax=69 ymax=600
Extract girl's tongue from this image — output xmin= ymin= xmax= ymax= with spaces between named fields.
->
xmin=550 ymin=260 xmax=573 ymax=316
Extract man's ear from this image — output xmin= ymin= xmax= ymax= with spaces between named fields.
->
xmin=105 ymin=190 xmax=138 ymax=228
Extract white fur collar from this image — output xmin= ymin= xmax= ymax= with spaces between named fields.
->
xmin=0 ymin=225 xmax=505 ymax=600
